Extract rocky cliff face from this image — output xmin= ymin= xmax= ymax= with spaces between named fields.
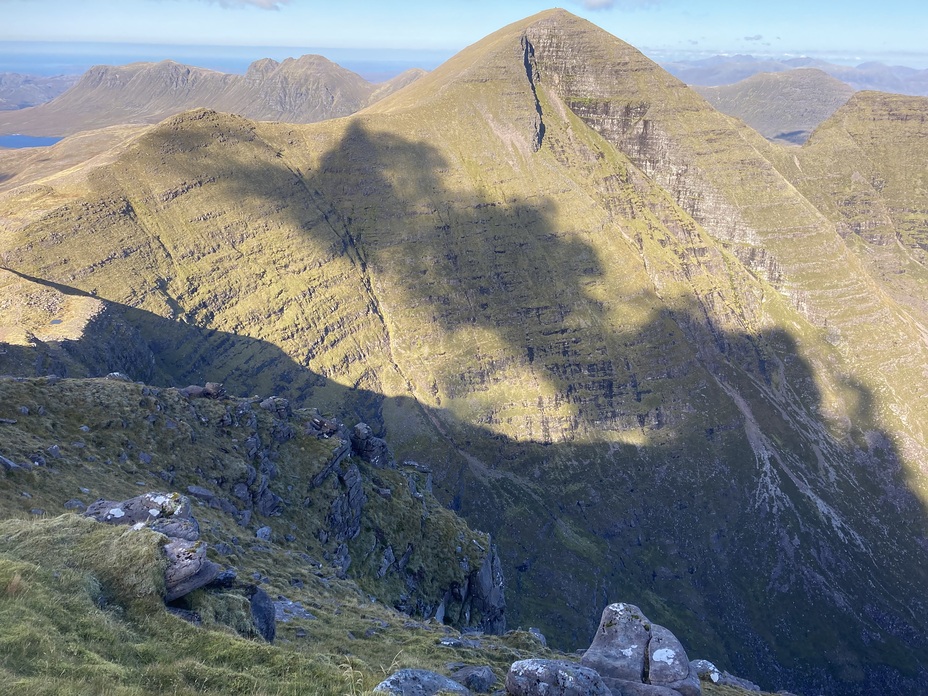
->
xmin=0 ymin=376 xmax=505 ymax=634
xmin=1 ymin=10 xmax=927 ymax=695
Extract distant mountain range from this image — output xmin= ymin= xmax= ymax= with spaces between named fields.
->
xmin=662 ymin=53 xmax=928 ymax=95
xmin=0 ymin=56 xmax=424 ymax=136
xmin=696 ymin=69 xmax=856 ymax=144
xmin=0 ymin=72 xmax=78 ymax=110
xmin=3 ymin=10 xmax=928 ymax=695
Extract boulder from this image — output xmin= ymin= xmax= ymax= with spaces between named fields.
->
xmin=648 ymin=625 xmax=689 ymax=684
xmin=690 ymin=660 xmax=759 ymax=691
xmin=505 ymin=659 xmax=611 ymax=696
xmin=351 ymin=422 xmax=395 ymax=468
xmin=163 ymin=539 xmax=222 ymax=601
xmin=581 ymin=603 xmax=651 ymax=682
xmin=374 ymin=668 xmax=470 ymax=695
xmin=581 ymin=603 xmax=701 ymax=696
xmin=84 ymin=492 xmax=221 ymax=602
xmin=249 ymin=586 xmax=276 ymax=643
xmin=603 ymin=680 xmax=680 ymax=696
xmin=450 ymin=665 xmax=496 ymax=693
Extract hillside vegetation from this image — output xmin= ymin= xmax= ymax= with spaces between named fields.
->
xmin=1 ymin=10 xmax=927 ymax=695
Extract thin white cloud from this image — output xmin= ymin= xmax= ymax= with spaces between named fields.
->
xmin=572 ymin=0 xmax=663 ymax=10
xmin=199 ymin=0 xmax=292 ymax=9
xmin=744 ymin=34 xmax=763 ymax=41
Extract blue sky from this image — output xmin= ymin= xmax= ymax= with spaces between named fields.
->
xmin=2 ymin=0 xmax=927 ymax=67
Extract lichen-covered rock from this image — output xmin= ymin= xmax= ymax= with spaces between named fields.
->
xmin=374 ymin=668 xmax=470 ymax=695
xmin=505 ymin=659 xmax=611 ymax=696
xmin=85 ymin=492 xmax=221 ymax=601
xmin=689 ymin=660 xmax=758 ymax=691
xmin=85 ymin=491 xmax=191 ymax=525
xmin=648 ymin=625 xmax=690 ymax=684
xmin=581 ymin=603 xmax=651 ymax=682
xmin=581 ymin=603 xmax=701 ymax=696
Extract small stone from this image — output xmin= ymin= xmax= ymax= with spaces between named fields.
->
xmin=30 ymin=508 xmax=45 ymax=516
xmin=47 ymin=445 xmax=61 ymax=458
xmin=79 ymin=425 xmax=90 ymax=432
xmin=256 ymin=525 xmax=272 ymax=541
xmin=139 ymin=452 xmax=153 ymax=465
xmin=63 ymin=499 xmax=86 ymax=511
xmin=20 ymin=491 xmax=32 ymax=499
xmin=529 ymin=627 xmax=547 ymax=647
xmin=18 ymin=406 xmax=29 ymax=415
xmin=79 ymin=486 xmax=91 ymax=494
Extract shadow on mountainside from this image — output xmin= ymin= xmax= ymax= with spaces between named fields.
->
xmin=3 ymin=114 xmax=928 ymax=695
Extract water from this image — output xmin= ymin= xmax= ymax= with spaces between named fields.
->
xmin=0 ymin=135 xmax=63 ymax=149
xmin=0 ymin=41 xmax=454 ymax=82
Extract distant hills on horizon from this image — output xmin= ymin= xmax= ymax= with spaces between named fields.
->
xmin=0 ymin=55 xmax=425 ymax=137
xmin=662 ymin=52 xmax=928 ymax=95
xmin=3 ymin=46 xmax=927 ymax=149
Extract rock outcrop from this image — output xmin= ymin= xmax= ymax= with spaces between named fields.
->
xmin=450 ymin=665 xmax=496 ymax=693
xmin=84 ymin=492 xmax=222 ymax=602
xmin=581 ymin=603 xmax=700 ymax=696
xmin=374 ymin=668 xmax=471 ymax=695
xmin=506 ymin=659 xmax=611 ymax=696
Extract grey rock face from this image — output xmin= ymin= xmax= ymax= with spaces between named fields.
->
xmin=689 ymin=660 xmax=759 ymax=691
xmin=648 ymin=624 xmax=690 ymax=684
xmin=465 ymin=544 xmax=506 ymax=634
xmin=528 ymin=627 xmax=547 ymax=647
xmin=351 ymin=422 xmax=395 ymax=469
xmin=328 ymin=462 xmax=366 ymax=542
xmin=602 ymin=680 xmax=680 ymax=695
xmin=505 ymin=659 xmax=611 ymax=696
xmin=249 ymin=586 xmax=276 ymax=643
xmin=581 ymin=603 xmax=701 ymax=696
xmin=450 ymin=665 xmax=495 ymax=693
xmin=581 ymin=602 xmax=651 ymax=682
xmin=374 ymin=668 xmax=470 ymax=695
xmin=163 ymin=538 xmax=222 ymax=602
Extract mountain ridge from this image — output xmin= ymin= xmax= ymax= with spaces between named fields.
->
xmin=695 ymin=69 xmax=855 ymax=144
xmin=0 ymin=55 xmax=425 ymax=137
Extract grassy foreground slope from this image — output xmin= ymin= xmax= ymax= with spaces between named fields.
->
xmin=0 ymin=375 xmax=545 ymax=695
xmin=1 ymin=10 xmax=927 ymax=695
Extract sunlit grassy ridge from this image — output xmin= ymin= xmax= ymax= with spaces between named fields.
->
xmin=1 ymin=9 xmax=927 ymax=694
